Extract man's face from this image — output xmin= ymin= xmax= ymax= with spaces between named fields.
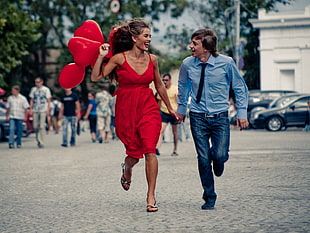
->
xmin=11 ymin=88 xmax=19 ymax=96
xmin=162 ymin=76 xmax=171 ymax=88
xmin=35 ymin=79 xmax=43 ymax=88
xmin=189 ymin=37 xmax=205 ymax=58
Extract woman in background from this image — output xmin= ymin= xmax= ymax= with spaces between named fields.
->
xmin=83 ymin=92 xmax=97 ymax=142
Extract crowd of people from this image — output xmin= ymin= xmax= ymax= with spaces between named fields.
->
xmin=4 ymin=18 xmax=250 ymax=213
xmin=4 ymin=78 xmax=120 ymax=149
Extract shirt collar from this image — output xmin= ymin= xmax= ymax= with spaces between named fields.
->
xmin=194 ymin=55 xmax=216 ymax=67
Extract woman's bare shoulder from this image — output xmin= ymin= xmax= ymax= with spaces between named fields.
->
xmin=111 ymin=53 xmax=125 ymax=65
xmin=149 ymin=53 xmax=158 ymax=64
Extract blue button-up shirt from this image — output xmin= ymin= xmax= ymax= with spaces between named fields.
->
xmin=177 ymin=54 xmax=248 ymax=119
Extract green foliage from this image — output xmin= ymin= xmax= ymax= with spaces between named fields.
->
xmin=0 ymin=1 xmax=41 ymax=87
xmin=164 ymin=0 xmax=293 ymax=89
xmin=1 ymin=0 xmax=292 ymax=96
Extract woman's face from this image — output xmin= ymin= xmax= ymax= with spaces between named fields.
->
xmin=88 ymin=93 xmax=94 ymax=99
xmin=133 ymin=28 xmax=151 ymax=51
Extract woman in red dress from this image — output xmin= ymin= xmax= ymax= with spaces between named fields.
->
xmin=91 ymin=18 xmax=177 ymax=212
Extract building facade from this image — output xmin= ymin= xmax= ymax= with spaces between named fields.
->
xmin=250 ymin=6 xmax=310 ymax=93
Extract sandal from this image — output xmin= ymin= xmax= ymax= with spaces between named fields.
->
xmin=146 ymin=200 xmax=158 ymax=212
xmin=120 ymin=163 xmax=131 ymax=191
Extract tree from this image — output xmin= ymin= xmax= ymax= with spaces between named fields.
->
xmin=0 ymin=1 xmax=41 ymax=87
xmin=9 ymin=0 xmax=189 ymax=104
xmin=163 ymin=0 xmax=293 ymax=89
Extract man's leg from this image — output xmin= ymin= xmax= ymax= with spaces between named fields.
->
xmin=189 ymin=112 xmax=217 ymax=209
xmin=171 ymin=124 xmax=178 ymax=155
xmin=8 ymin=119 xmax=16 ymax=147
xmin=37 ymin=112 xmax=46 ymax=146
xmin=62 ymin=116 xmax=69 ymax=146
xmin=70 ymin=116 xmax=77 ymax=146
xmin=32 ymin=112 xmax=40 ymax=145
xmin=156 ymin=122 xmax=167 ymax=150
xmin=210 ymin=115 xmax=230 ymax=177
xmin=15 ymin=119 xmax=23 ymax=147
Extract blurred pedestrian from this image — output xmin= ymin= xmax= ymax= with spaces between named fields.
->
xmin=176 ymin=29 xmax=249 ymax=210
xmin=156 ymin=73 xmax=179 ymax=156
xmin=91 ymin=18 xmax=177 ymax=212
xmin=50 ymin=96 xmax=61 ymax=134
xmin=228 ymin=97 xmax=237 ymax=129
xmin=58 ymin=88 xmax=81 ymax=147
xmin=83 ymin=92 xmax=97 ymax=142
xmin=304 ymin=99 xmax=310 ymax=132
xmin=110 ymin=95 xmax=117 ymax=140
xmin=29 ymin=77 xmax=51 ymax=148
xmin=96 ymin=85 xmax=112 ymax=143
xmin=6 ymin=86 xmax=29 ymax=149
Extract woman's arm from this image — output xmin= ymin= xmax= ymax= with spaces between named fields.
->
xmin=91 ymin=44 xmax=120 ymax=82
xmin=152 ymin=55 xmax=175 ymax=115
xmin=83 ymin=103 xmax=93 ymax=120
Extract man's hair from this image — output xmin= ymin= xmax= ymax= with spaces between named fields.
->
xmin=12 ymin=85 xmax=20 ymax=91
xmin=35 ymin=77 xmax=43 ymax=82
xmin=162 ymin=73 xmax=171 ymax=80
xmin=191 ymin=29 xmax=219 ymax=57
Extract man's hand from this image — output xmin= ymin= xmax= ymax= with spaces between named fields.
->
xmin=175 ymin=112 xmax=186 ymax=124
xmin=236 ymin=118 xmax=249 ymax=131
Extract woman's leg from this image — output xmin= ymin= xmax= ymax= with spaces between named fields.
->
xmin=145 ymin=153 xmax=158 ymax=207
xmin=122 ymin=156 xmax=139 ymax=190
xmin=156 ymin=122 xmax=167 ymax=150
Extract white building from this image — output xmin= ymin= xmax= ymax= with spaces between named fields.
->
xmin=250 ymin=6 xmax=310 ymax=93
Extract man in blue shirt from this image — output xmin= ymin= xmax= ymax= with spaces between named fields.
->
xmin=176 ymin=29 xmax=249 ymax=210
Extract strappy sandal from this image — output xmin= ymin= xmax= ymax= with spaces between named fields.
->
xmin=120 ymin=163 xmax=131 ymax=191
xmin=146 ymin=201 xmax=158 ymax=212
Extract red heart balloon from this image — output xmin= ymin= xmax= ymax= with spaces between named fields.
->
xmin=68 ymin=37 xmax=101 ymax=67
xmin=58 ymin=63 xmax=85 ymax=89
xmin=74 ymin=20 xmax=104 ymax=43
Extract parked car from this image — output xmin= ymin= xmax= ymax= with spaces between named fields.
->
xmin=0 ymin=106 xmax=28 ymax=141
xmin=268 ymin=93 xmax=305 ymax=109
xmin=249 ymin=93 xmax=305 ymax=123
xmin=0 ymin=106 xmax=7 ymax=140
xmin=247 ymin=90 xmax=297 ymax=127
xmin=251 ymin=95 xmax=310 ymax=131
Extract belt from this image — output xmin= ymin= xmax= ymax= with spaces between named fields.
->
xmin=190 ymin=111 xmax=228 ymax=118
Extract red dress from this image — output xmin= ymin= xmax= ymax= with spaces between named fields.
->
xmin=114 ymin=53 xmax=161 ymax=159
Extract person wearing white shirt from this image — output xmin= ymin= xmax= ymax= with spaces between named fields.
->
xmin=6 ymin=86 xmax=29 ymax=148
xmin=29 ymin=77 xmax=51 ymax=148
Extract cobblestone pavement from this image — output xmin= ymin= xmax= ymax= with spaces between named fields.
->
xmin=0 ymin=128 xmax=309 ymax=233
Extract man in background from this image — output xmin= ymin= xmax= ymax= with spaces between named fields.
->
xmin=58 ymin=88 xmax=80 ymax=147
xmin=29 ymin=77 xmax=51 ymax=148
xmin=156 ymin=73 xmax=179 ymax=156
xmin=6 ymin=86 xmax=29 ymax=149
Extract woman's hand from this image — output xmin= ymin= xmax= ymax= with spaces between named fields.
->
xmin=175 ymin=112 xmax=186 ymax=124
xmin=168 ymin=109 xmax=181 ymax=123
xmin=99 ymin=43 xmax=110 ymax=57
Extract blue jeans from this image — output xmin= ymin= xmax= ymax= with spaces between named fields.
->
xmin=62 ymin=116 xmax=77 ymax=145
xmin=189 ymin=111 xmax=230 ymax=203
xmin=9 ymin=118 xmax=23 ymax=146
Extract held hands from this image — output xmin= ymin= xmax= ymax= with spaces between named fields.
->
xmin=167 ymin=109 xmax=180 ymax=123
xmin=236 ymin=118 xmax=249 ymax=131
xmin=175 ymin=112 xmax=186 ymax=124
xmin=99 ymin=43 xmax=110 ymax=57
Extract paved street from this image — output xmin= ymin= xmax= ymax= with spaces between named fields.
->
xmin=0 ymin=128 xmax=309 ymax=233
